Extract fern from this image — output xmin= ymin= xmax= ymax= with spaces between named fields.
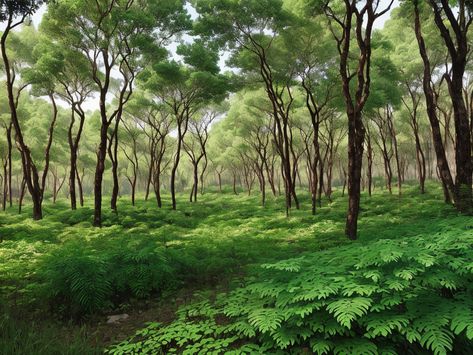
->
xmin=247 ymin=308 xmax=286 ymax=333
xmin=450 ymin=302 xmax=473 ymax=340
xmin=310 ymin=338 xmax=333 ymax=355
xmin=326 ymin=297 xmax=372 ymax=328
xmin=107 ymin=209 xmax=473 ymax=354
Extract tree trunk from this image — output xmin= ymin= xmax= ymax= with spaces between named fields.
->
xmin=18 ymin=179 xmax=26 ymax=214
xmin=7 ymin=122 xmax=12 ymax=207
xmin=110 ymin=119 xmax=120 ymax=212
xmin=217 ymin=172 xmax=222 ymax=193
xmin=170 ymin=131 xmax=182 ymax=210
xmin=232 ymin=172 xmax=238 ymax=195
xmin=154 ymin=161 xmax=162 ymax=208
xmin=345 ymin=111 xmax=365 ymax=240
xmin=387 ymin=106 xmax=402 ymax=196
xmin=2 ymin=159 xmax=7 ymax=210
xmin=76 ymin=167 xmax=84 ymax=207
xmin=366 ymin=128 xmax=373 ymax=197
xmin=93 ymin=123 xmax=108 ymax=226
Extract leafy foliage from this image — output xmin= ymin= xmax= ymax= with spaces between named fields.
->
xmin=108 ymin=205 xmax=473 ymax=354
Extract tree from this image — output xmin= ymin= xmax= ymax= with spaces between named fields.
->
xmin=184 ymin=107 xmax=218 ymax=202
xmin=323 ymin=0 xmax=394 ymax=240
xmin=1 ymin=0 xmax=47 ymax=219
xmin=407 ymin=0 xmax=456 ymax=203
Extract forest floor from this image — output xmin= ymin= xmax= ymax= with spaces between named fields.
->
xmin=0 ymin=183 xmax=464 ymax=354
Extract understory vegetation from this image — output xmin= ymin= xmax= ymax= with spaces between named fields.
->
xmin=2 ymin=184 xmax=473 ymax=354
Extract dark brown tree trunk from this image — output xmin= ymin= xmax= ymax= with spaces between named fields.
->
xmin=200 ymin=156 xmax=208 ymax=195
xmin=265 ymin=159 xmax=277 ymax=197
xmin=18 ymin=179 xmax=26 ymax=214
xmin=6 ymin=122 xmax=12 ymax=207
xmin=232 ymin=172 xmax=238 ymax=195
xmin=366 ymin=126 xmax=373 ymax=197
xmin=2 ymin=158 xmax=7 ymax=211
xmin=403 ymin=86 xmax=426 ymax=193
xmin=171 ymin=129 xmax=182 ymax=210
xmin=217 ymin=172 xmax=222 ymax=193
xmin=76 ymin=167 xmax=84 ymax=207
xmin=154 ymin=161 xmax=162 ymax=208
xmin=53 ymin=170 xmax=58 ymax=203
xmin=345 ymin=111 xmax=365 ymax=240
xmin=93 ymin=122 xmax=108 ymax=226
xmin=318 ymin=155 xmax=325 ymax=208
xmin=145 ymin=155 xmax=154 ymax=201
xmin=311 ymin=160 xmax=318 ymax=215
xmin=326 ymin=0 xmax=389 ymax=239
xmin=386 ymin=106 xmax=402 ymax=196
xmin=190 ymin=162 xmax=198 ymax=202
xmin=171 ymin=109 xmax=189 ymax=210
xmin=413 ymin=2 xmax=456 ymax=203
xmin=109 ymin=118 xmax=120 ymax=212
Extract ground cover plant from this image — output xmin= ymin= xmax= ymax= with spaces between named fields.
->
xmin=1 ymin=185 xmax=472 ymax=354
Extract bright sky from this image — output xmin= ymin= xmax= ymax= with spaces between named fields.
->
xmin=3 ymin=0 xmax=400 ymax=111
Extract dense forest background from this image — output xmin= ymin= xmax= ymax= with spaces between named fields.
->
xmin=2 ymin=0 xmax=473 ymax=354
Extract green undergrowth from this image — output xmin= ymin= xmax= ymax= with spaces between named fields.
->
xmin=106 ymin=186 xmax=473 ymax=355
xmin=1 ymin=189 xmax=349 ymax=319
xmin=1 ymin=183 xmax=469 ymax=354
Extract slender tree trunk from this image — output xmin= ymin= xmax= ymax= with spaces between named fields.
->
xmin=2 ymin=159 xmax=7 ymax=211
xmin=76 ymin=167 xmax=84 ymax=207
xmin=7 ymin=122 xmax=12 ymax=207
xmin=110 ymin=119 xmax=120 ymax=212
xmin=200 ymin=155 xmax=208 ymax=195
xmin=145 ymin=155 xmax=154 ymax=201
xmin=131 ymin=179 xmax=136 ymax=206
xmin=190 ymin=162 xmax=198 ymax=202
xmin=18 ymin=179 xmax=26 ymax=214
xmin=93 ymin=123 xmax=108 ymax=226
xmin=171 ymin=130 xmax=182 ymax=210
xmin=387 ymin=106 xmax=402 ymax=196
xmin=53 ymin=170 xmax=58 ymax=203
xmin=232 ymin=172 xmax=238 ymax=195
xmin=217 ymin=172 xmax=222 ymax=193
xmin=366 ymin=129 xmax=373 ymax=197
xmin=154 ymin=161 xmax=162 ymax=208
xmin=68 ymin=108 xmax=77 ymax=210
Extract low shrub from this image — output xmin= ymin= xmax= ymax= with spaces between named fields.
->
xmin=107 ymin=218 xmax=473 ymax=354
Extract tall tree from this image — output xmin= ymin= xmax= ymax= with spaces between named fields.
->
xmin=184 ymin=108 xmax=218 ymax=202
xmin=1 ymin=1 xmax=47 ymax=219
xmin=323 ymin=0 xmax=394 ymax=239
xmin=407 ymin=0 xmax=456 ymax=203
